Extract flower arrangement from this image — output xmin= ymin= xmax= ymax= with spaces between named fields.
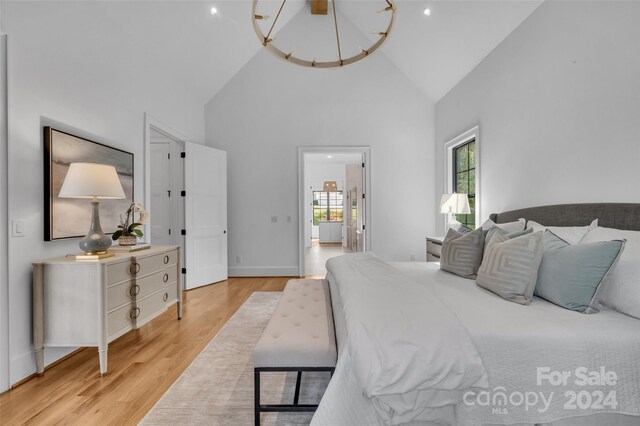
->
xmin=112 ymin=202 xmax=148 ymax=243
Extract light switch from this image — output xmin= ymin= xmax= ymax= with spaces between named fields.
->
xmin=12 ymin=220 xmax=25 ymax=237
xmin=271 ymin=216 xmax=278 ymax=223
xmin=286 ymin=216 xmax=292 ymax=223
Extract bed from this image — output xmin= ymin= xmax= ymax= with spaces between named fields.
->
xmin=311 ymin=203 xmax=640 ymax=426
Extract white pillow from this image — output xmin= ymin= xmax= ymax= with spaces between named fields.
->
xmin=581 ymin=227 xmax=639 ymax=319
xmin=481 ymin=218 xmax=526 ymax=234
xmin=526 ymin=219 xmax=598 ymax=245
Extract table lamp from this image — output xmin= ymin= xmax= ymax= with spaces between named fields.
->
xmin=440 ymin=193 xmax=471 ymax=230
xmin=59 ymin=163 xmax=126 ymax=257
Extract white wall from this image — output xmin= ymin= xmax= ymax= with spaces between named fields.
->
xmin=205 ymin=15 xmax=435 ymax=275
xmin=435 ymin=1 xmax=640 ymax=234
xmin=1 ymin=2 xmax=205 ymax=387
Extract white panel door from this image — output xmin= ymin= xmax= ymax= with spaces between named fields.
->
xmin=150 ymin=142 xmax=173 ymax=245
xmin=184 ymin=142 xmax=227 ymax=289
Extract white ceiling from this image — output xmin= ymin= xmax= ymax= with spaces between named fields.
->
xmin=2 ymin=0 xmax=542 ymax=104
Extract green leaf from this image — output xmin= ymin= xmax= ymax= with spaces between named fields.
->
xmin=112 ymin=230 xmax=122 ymax=241
xmin=133 ymin=229 xmax=143 ymax=238
xmin=128 ymin=222 xmax=142 ymax=233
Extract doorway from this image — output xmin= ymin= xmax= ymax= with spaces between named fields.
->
xmin=298 ymin=147 xmax=371 ymax=277
xmin=149 ymin=127 xmax=184 ymax=247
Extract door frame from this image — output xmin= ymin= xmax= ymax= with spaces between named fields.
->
xmin=143 ymin=113 xmax=186 ymax=241
xmin=297 ymin=146 xmax=371 ymax=277
xmin=0 ymin=34 xmax=10 ymax=392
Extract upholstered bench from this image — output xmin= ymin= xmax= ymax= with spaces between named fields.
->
xmin=253 ymin=278 xmax=337 ymax=425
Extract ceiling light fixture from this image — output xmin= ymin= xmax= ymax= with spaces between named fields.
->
xmin=252 ymin=0 xmax=396 ymax=68
xmin=210 ymin=6 xmax=218 ymax=15
xmin=423 ymin=8 xmax=431 ymax=16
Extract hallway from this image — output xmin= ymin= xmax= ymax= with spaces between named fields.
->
xmin=304 ymin=239 xmax=350 ymax=277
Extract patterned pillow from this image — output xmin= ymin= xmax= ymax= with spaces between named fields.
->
xmin=535 ymin=231 xmax=625 ymax=313
xmin=440 ymin=227 xmax=485 ymax=279
xmin=476 ymin=231 xmax=544 ymax=305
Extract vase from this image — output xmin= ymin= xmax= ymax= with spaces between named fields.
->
xmin=118 ymin=235 xmax=137 ymax=246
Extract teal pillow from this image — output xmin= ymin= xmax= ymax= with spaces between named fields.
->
xmin=534 ymin=231 xmax=626 ymax=313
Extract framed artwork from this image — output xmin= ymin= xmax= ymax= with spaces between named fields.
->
xmin=44 ymin=127 xmax=134 ymax=241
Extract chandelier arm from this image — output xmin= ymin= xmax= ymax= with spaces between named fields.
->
xmin=331 ymin=0 xmax=343 ymax=65
xmin=252 ymin=0 xmax=396 ymax=68
xmin=265 ymin=0 xmax=287 ymax=42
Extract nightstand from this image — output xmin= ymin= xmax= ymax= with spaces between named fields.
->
xmin=426 ymin=237 xmax=444 ymax=262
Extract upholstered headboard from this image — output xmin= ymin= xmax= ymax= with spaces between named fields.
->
xmin=489 ymin=203 xmax=640 ymax=231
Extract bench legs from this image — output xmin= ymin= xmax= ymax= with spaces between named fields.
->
xmin=254 ymin=367 xmax=335 ymax=426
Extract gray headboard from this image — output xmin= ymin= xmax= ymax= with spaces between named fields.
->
xmin=489 ymin=203 xmax=640 ymax=231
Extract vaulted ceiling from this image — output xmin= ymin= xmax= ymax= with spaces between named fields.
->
xmin=1 ymin=0 xmax=542 ymax=105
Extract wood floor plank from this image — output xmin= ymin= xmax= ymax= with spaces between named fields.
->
xmin=0 ymin=277 xmax=289 ymax=425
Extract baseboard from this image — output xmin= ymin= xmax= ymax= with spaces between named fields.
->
xmin=228 ymin=266 xmax=300 ymax=277
xmin=10 ymin=346 xmax=77 ymax=387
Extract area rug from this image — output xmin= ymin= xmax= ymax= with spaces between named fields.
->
xmin=140 ymin=292 xmax=330 ymax=426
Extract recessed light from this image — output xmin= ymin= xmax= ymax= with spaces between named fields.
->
xmin=210 ymin=6 xmax=218 ymax=15
xmin=423 ymin=8 xmax=431 ymax=16
xmin=326 ymin=155 xmax=333 ymax=159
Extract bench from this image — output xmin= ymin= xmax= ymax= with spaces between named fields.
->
xmin=253 ymin=279 xmax=337 ymax=425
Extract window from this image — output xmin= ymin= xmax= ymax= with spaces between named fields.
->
xmin=453 ymin=139 xmax=476 ymax=229
xmin=313 ymin=191 xmax=343 ymax=225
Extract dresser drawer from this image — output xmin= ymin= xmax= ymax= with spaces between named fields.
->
xmin=136 ymin=270 xmax=167 ymax=299
xmin=163 ymin=249 xmax=179 ymax=267
xmin=107 ymin=302 xmax=135 ymax=336
xmin=137 ymin=290 xmax=167 ymax=323
xmin=107 ymin=280 xmax=135 ymax=311
xmin=134 ymin=253 xmax=166 ymax=278
xmin=106 ymin=259 xmax=134 ymax=285
xmin=164 ymin=281 xmax=178 ymax=305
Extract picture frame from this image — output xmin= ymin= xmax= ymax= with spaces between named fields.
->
xmin=44 ymin=127 xmax=134 ymax=241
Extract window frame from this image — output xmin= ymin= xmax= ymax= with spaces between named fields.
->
xmin=453 ymin=140 xmax=476 ymax=229
xmin=312 ymin=190 xmax=344 ymax=225
xmin=444 ymin=126 xmax=480 ymax=230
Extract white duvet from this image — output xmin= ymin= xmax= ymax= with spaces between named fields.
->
xmin=313 ymin=256 xmax=640 ymax=426
xmin=325 ymin=253 xmax=488 ymax=424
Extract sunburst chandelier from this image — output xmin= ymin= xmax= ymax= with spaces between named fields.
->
xmin=252 ymin=0 xmax=396 ymax=68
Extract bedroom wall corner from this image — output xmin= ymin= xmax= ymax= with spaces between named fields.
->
xmin=434 ymin=1 xmax=640 ymax=235
xmin=204 ymin=30 xmax=436 ymax=273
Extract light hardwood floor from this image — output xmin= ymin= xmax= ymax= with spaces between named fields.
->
xmin=0 ymin=277 xmax=293 ymax=425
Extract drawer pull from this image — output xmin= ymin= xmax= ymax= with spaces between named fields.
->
xmin=130 ymin=307 xmax=141 ymax=320
xmin=163 ymin=255 xmax=170 ymax=265
xmin=163 ymin=273 xmax=169 ymax=283
xmin=130 ymin=262 xmax=141 ymax=276
xmin=129 ymin=284 xmax=141 ymax=297
xmin=163 ymin=293 xmax=169 ymax=302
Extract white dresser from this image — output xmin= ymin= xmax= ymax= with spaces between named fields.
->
xmin=32 ymin=245 xmax=182 ymax=375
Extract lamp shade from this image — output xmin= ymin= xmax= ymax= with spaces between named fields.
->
xmin=440 ymin=193 xmax=471 ymax=214
xmin=322 ymin=181 xmax=338 ymax=192
xmin=59 ymin=163 xmax=126 ymax=199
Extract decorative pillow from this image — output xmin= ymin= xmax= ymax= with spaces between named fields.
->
xmin=535 ymin=231 xmax=625 ymax=313
xmin=581 ymin=227 xmax=640 ymax=319
xmin=440 ymin=227 xmax=485 ymax=279
xmin=485 ymin=226 xmax=533 ymax=245
xmin=482 ymin=218 xmax=526 ymax=234
xmin=526 ymin=219 xmax=598 ymax=245
xmin=476 ymin=231 xmax=544 ymax=305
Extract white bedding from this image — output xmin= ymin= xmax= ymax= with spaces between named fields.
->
xmin=322 ymin=253 xmax=488 ymax=424
xmin=312 ymin=256 xmax=640 ymax=426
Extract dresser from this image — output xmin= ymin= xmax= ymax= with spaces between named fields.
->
xmin=32 ymin=245 xmax=182 ymax=376
xmin=426 ymin=237 xmax=444 ymax=262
